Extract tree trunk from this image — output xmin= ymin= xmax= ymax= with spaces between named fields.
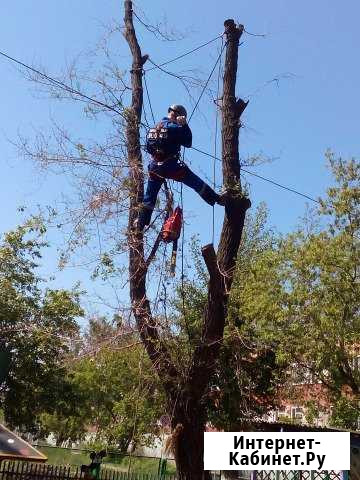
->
xmin=124 ymin=4 xmax=250 ymax=478
xmin=123 ymin=0 xmax=179 ymax=392
xmin=168 ymin=394 xmax=208 ymax=480
xmin=164 ymin=21 xmax=250 ymax=479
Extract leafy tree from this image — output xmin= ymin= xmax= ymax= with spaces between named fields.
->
xmin=40 ymin=317 xmax=165 ymax=450
xmin=0 ymin=217 xmax=83 ymax=434
xmin=73 ymin=343 xmax=164 ymax=451
xmin=170 ymin=204 xmax=283 ymax=430
xmin=329 ymin=397 xmax=359 ymax=430
xmin=231 ymin=153 xmax=360 ymax=424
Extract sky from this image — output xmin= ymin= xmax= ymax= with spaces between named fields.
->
xmin=1 ymin=0 xmax=359 ymax=318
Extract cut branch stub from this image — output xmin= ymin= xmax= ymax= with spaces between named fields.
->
xmin=201 ymin=243 xmax=222 ymax=288
xmin=236 ymin=98 xmax=249 ymax=117
xmin=224 ymin=19 xmax=244 ymax=38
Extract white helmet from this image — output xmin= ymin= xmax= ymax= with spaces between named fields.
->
xmin=168 ymin=104 xmax=187 ymax=117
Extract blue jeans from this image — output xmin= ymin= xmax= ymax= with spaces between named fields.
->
xmin=139 ymin=158 xmax=219 ymax=228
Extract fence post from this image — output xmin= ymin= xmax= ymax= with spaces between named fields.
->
xmin=250 ymin=471 xmax=257 ymax=480
xmin=341 ymin=472 xmax=349 ymax=480
xmin=158 ymin=458 xmax=167 ymax=479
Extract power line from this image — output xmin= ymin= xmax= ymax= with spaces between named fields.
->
xmin=190 ymin=146 xmax=320 ymax=204
xmin=188 ymin=40 xmax=227 ymax=122
xmin=0 ymin=49 xmax=125 ymax=117
xmin=0 ymin=48 xmax=154 ymax=131
xmin=144 ymin=35 xmax=223 ymax=72
xmin=0 ymin=48 xmax=319 ymax=205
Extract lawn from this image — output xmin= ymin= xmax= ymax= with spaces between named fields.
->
xmin=35 ymin=446 xmax=176 ymax=475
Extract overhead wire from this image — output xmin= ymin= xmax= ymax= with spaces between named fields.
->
xmin=191 ymin=146 xmax=320 ymax=204
xmin=144 ymin=35 xmax=223 ymax=72
xmin=0 ymin=48 xmax=153 ymax=131
xmin=138 ymin=30 xmax=319 ymax=206
xmin=188 ymin=40 xmax=227 ymax=123
xmin=0 ymin=40 xmax=320 ymax=207
xmin=0 ymin=50 xmax=124 ymax=117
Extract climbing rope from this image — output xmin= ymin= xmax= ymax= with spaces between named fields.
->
xmin=212 ymin=36 xmax=224 ymax=244
xmin=142 ymin=35 xmax=227 ymax=297
xmin=180 ymin=181 xmax=185 ymax=316
xmin=178 ymin=37 xmax=226 ymax=291
xmin=187 ymin=40 xmax=227 ymax=123
xmin=143 ymin=72 xmax=155 ymax=124
xmin=177 ymin=37 xmax=226 ymax=322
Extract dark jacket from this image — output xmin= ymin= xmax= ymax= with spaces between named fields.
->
xmin=158 ymin=117 xmax=192 ymax=156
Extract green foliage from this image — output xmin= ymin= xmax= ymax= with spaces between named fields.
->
xmin=304 ymin=400 xmax=321 ymax=426
xmin=209 ymin=204 xmax=284 ymax=428
xmin=0 ymin=217 xmax=83 ymax=434
xmin=75 ymin=348 xmax=164 ymax=450
xmin=230 ymin=154 xmax=360 ymax=420
xmin=40 ymin=317 xmax=165 ymax=450
xmin=329 ymin=397 xmax=359 ymax=430
xmin=171 ymin=204 xmax=284 ymax=427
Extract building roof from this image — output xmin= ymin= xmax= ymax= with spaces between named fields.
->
xmin=0 ymin=424 xmax=47 ymax=462
xmin=248 ymin=420 xmax=360 ymax=444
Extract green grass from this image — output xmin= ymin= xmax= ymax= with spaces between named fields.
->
xmin=103 ymin=456 xmax=176 ymax=475
xmin=36 ymin=446 xmax=90 ymax=467
xmin=35 ymin=446 xmax=176 ymax=476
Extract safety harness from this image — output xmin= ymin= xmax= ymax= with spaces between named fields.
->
xmin=146 ymin=122 xmax=170 ymax=161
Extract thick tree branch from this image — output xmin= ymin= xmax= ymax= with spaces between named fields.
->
xmin=189 ymin=19 xmax=251 ymax=399
xmin=123 ymin=0 xmax=178 ymax=391
xmin=202 ymin=244 xmax=222 ymax=287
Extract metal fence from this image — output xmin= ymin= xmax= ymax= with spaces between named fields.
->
xmin=0 ymin=461 xmax=176 ymax=480
xmin=0 ymin=462 xmax=350 ymax=480
xmin=255 ymin=472 xmax=346 ymax=480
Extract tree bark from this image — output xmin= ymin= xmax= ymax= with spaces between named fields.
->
xmin=124 ymin=5 xmax=250 ymax=478
xmin=185 ymin=13 xmax=250 ymax=416
xmin=123 ymin=0 xmax=179 ymax=394
xmin=166 ymin=20 xmax=250 ymax=480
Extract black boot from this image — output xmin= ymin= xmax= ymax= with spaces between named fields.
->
xmin=216 ymin=191 xmax=231 ymax=206
xmin=134 ymin=207 xmax=153 ymax=231
xmin=199 ymin=184 xmax=220 ymax=206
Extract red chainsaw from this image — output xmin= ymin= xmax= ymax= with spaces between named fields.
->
xmin=161 ymin=206 xmax=182 ymax=276
xmin=145 ymin=181 xmax=183 ymax=277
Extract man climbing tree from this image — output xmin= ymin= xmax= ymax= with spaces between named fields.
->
xmin=124 ymin=1 xmax=250 ymax=477
xmin=137 ymin=104 xmax=227 ymax=230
